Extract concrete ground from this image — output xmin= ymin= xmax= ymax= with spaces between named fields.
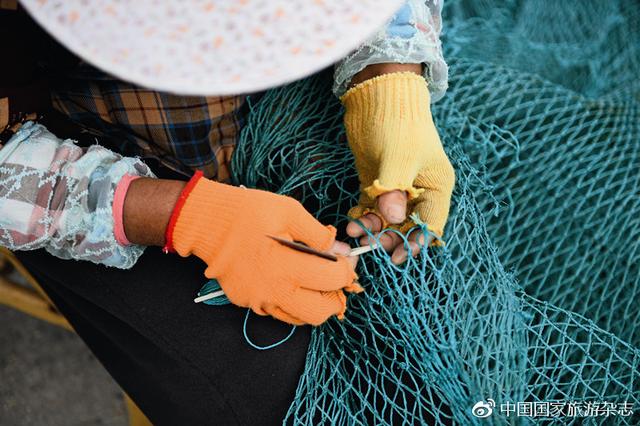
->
xmin=0 ymin=294 xmax=127 ymax=425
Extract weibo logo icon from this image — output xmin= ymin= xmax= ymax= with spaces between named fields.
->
xmin=472 ymin=399 xmax=495 ymax=418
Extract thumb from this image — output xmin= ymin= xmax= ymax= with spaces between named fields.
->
xmin=376 ymin=190 xmax=407 ymax=224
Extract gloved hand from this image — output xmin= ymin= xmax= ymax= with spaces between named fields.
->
xmin=167 ymin=172 xmax=361 ymax=326
xmin=341 ymin=71 xmax=455 ymax=246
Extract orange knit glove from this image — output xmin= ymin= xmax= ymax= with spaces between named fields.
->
xmin=168 ymin=173 xmax=361 ymax=326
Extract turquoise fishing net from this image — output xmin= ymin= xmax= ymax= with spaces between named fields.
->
xmin=231 ymin=1 xmax=640 ymax=424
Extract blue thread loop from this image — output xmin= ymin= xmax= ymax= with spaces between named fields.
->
xmin=243 ymin=309 xmax=297 ymax=351
xmin=198 ymin=279 xmax=296 ymax=350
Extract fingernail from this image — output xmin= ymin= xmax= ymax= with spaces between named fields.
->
xmin=392 ymin=251 xmax=408 ymax=265
xmin=331 ymin=244 xmax=351 ymax=256
xmin=384 ymin=205 xmax=404 ymax=224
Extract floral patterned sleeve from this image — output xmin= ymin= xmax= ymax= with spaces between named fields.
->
xmin=0 ymin=121 xmax=155 ymax=268
xmin=333 ymin=0 xmax=448 ymax=102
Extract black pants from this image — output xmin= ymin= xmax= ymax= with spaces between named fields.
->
xmin=15 ymin=247 xmax=310 ymax=425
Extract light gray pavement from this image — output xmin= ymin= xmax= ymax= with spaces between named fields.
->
xmin=0 ymin=302 xmax=127 ymax=426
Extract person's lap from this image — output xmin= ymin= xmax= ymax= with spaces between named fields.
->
xmin=15 ymin=246 xmax=310 ymax=425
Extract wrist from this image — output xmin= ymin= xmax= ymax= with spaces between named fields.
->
xmin=348 ymin=63 xmax=422 ymax=89
xmin=122 ymin=177 xmax=187 ymax=247
xmin=113 ymin=174 xmax=142 ymax=246
xmin=341 ymin=72 xmax=433 ymax=200
xmin=341 ymin=71 xmax=431 ymax=122
xmin=162 ymin=171 xmax=205 ymax=253
xmin=171 ymin=178 xmax=246 ymax=259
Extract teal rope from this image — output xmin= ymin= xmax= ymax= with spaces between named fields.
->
xmin=242 ymin=310 xmax=297 ymax=351
xmin=197 ymin=279 xmax=297 ymax=350
xmin=194 ymin=2 xmax=640 ymax=422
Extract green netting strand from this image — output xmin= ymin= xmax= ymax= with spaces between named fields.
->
xmin=231 ymin=1 xmax=640 ymax=424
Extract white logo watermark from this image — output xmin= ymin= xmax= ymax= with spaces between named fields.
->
xmin=471 ymin=400 xmax=634 ymax=419
xmin=471 ymin=399 xmax=495 ymax=418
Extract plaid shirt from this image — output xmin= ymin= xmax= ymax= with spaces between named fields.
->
xmin=51 ymin=64 xmax=246 ymax=182
xmin=1 ymin=1 xmax=446 ymax=268
xmin=0 ymin=121 xmax=155 ymax=268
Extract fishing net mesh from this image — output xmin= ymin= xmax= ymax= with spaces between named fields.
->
xmin=231 ymin=0 xmax=640 ymax=424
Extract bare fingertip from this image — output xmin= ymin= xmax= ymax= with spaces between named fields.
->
xmin=346 ymin=221 xmax=364 ymax=237
xmin=391 ymin=249 xmax=409 ymax=265
xmin=383 ymin=204 xmax=405 ymax=224
xmin=331 ymin=241 xmax=351 ymax=256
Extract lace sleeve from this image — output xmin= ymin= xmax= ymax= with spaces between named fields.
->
xmin=333 ymin=0 xmax=448 ymax=102
xmin=0 ymin=121 xmax=156 ymax=268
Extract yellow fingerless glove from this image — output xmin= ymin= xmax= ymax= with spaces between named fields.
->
xmin=341 ymin=72 xmax=455 ymax=238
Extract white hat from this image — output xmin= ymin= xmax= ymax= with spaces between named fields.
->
xmin=21 ymin=0 xmax=402 ymax=95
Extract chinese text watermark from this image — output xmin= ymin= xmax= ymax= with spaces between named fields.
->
xmin=471 ymin=399 xmax=634 ymax=419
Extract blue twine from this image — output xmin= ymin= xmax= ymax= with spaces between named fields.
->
xmin=198 ymin=279 xmax=230 ymax=305
xmin=243 ymin=309 xmax=297 ymax=351
xmin=197 ymin=279 xmax=296 ymax=350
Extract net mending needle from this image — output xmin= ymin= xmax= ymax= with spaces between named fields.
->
xmin=193 ymin=242 xmax=379 ymax=304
